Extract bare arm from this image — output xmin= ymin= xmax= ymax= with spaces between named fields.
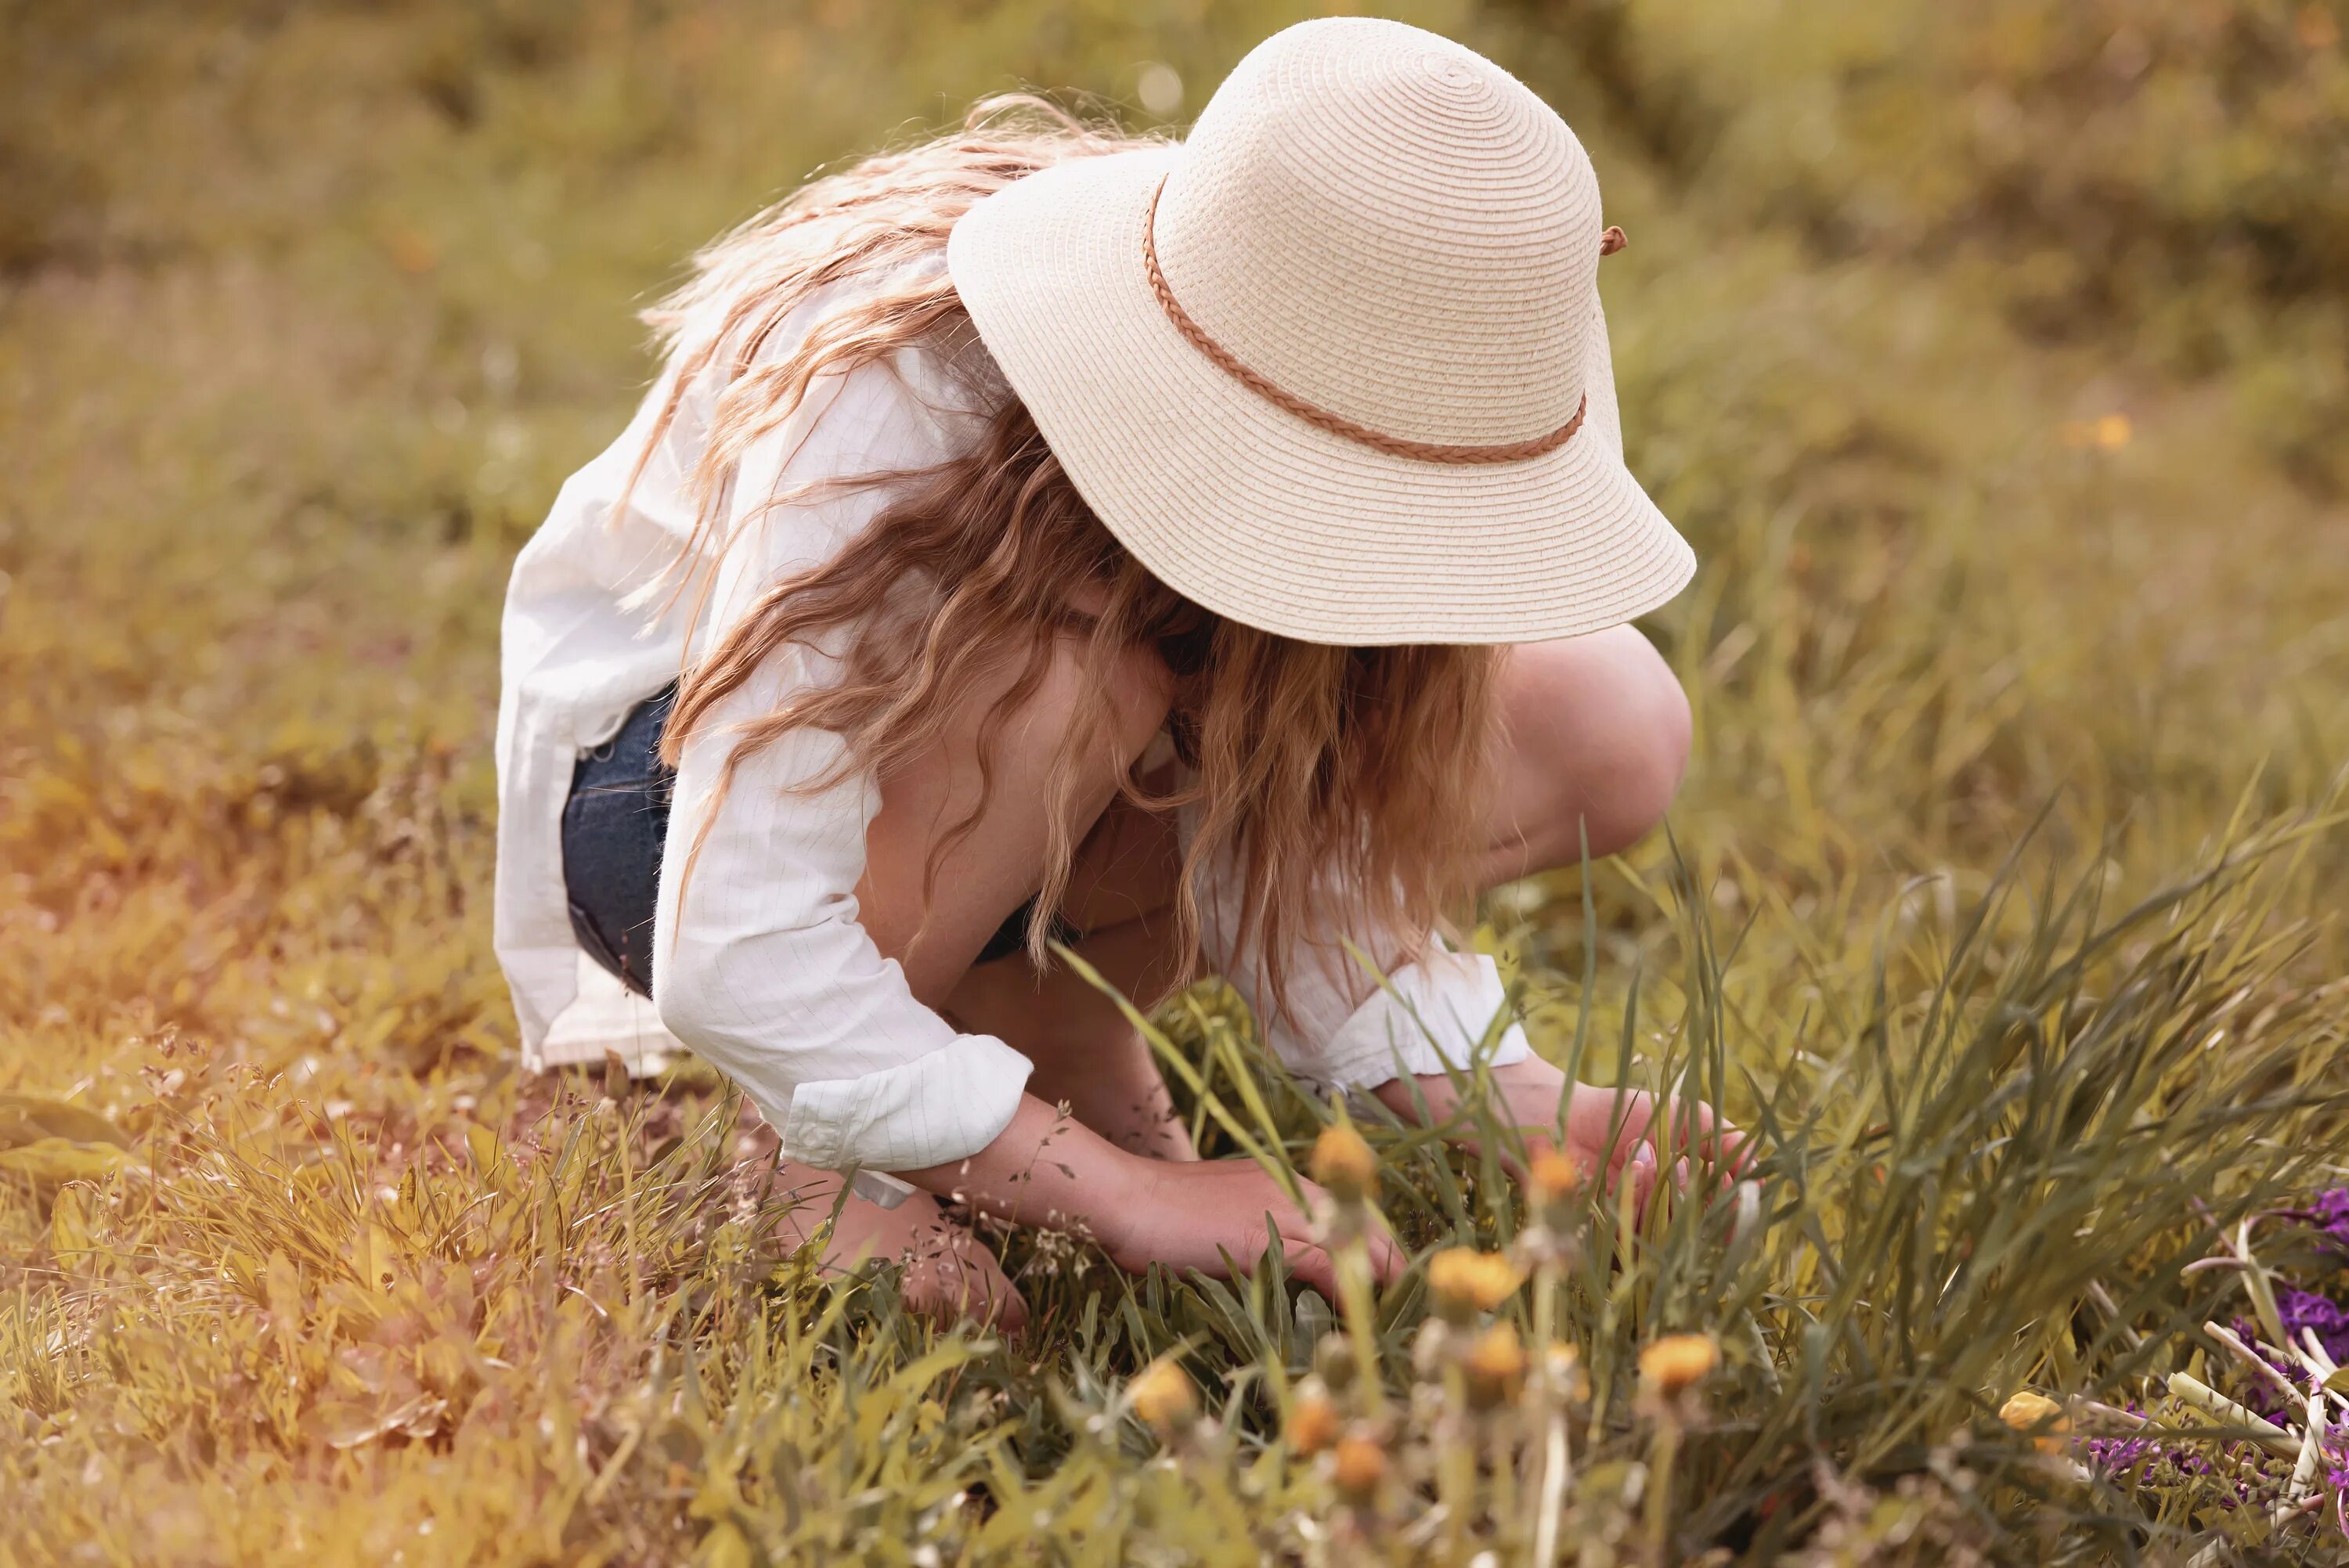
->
xmin=1372 ymin=1056 xmax=1743 ymax=1209
xmin=898 ymin=1094 xmax=1401 ymax=1294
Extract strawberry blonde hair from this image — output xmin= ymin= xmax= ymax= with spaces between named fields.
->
xmin=626 ymin=99 xmax=1499 ymax=1015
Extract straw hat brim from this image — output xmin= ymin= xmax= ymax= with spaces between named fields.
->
xmin=947 ymin=146 xmax=1694 ymax=647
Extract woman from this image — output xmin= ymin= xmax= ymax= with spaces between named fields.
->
xmin=494 ymin=18 xmax=1710 ymax=1328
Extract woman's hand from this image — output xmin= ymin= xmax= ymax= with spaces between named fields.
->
xmin=900 ymin=1095 xmax=1402 ymax=1296
xmin=1555 ymin=1070 xmax=1748 ymax=1211
xmin=1372 ymin=1057 xmax=1748 ymax=1213
xmin=1099 ymin=1156 xmax=1403 ymax=1297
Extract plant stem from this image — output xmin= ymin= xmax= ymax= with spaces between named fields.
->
xmin=1526 ymin=1262 xmax=1565 ymax=1555
xmin=1644 ymin=1415 xmax=1680 ymax=1566
xmin=1533 ymin=1410 xmax=1571 ymax=1567
xmin=1335 ymin=1230 xmax=1386 ymax=1418
xmin=1438 ymin=1375 xmax=1470 ymax=1560
xmin=2167 ymin=1372 xmax=2300 ymax=1460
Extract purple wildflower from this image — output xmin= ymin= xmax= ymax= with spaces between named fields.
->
xmin=2276 ymin=1285 xmax=2349 ymax=1364
xmin=2305 ymin=1188 xmax=2349 ymax=1256
xmin=2227 ymin=1318 xmax=2301 ymax=1422
xmin=2085 ymin=1433 xmax=2160 ymax=1473
xmin=2077 ymin=1400 xmax=2268 ymax=1506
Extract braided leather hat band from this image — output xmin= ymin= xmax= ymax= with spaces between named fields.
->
xmin=1142 ymin=175 xmax=1622 ymax=466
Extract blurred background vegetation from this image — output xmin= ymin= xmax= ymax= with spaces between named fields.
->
xmin=2 ymin=2 xmax=2346 ymax=1563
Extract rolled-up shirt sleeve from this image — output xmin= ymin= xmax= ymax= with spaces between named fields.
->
xmin=651 ymin=357 xmax=1033 ymax=1176
xmin=1184 ymin=810 xmax=1534 ymax=1090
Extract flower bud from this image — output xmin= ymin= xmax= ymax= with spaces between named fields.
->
xmin=1427 ymin=1248 xmax=1523 ymax=1323
xmin=1128 ymin=1357 xmax=1198 ymax=1436
xmin=1462 ymin=1321 xmax=1528 ymax=1411
xmin=1998 ymin=1390 xmax=2069 ymax=1453
xmin=1309 ymin=1123 xmax=1378 ymax=1204
xmin=1312 ymin=1331 xmax=1358 ymax=1391
xmin=1542 ymin=1341 xmax=1588 ymax=1404
xmin=1637 ymin=1333 xmax=1719 ymax=1396
xmin=1286 ymin=1389 xmax=1341 ymax=1455
xmin=1331 ymin=1433 xmax=1387 ymax=1505
xmin=1526 ymin=1148 xmax=1582 ymax=1202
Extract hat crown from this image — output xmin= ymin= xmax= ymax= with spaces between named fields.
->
xmin=1153 ymin=18 xmax=1604 ymax=448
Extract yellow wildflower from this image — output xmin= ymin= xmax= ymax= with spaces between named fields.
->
xmin=1331 ymin=1433 xmax=1387 ymax=1503
xmin=1128 ymin=1357 xmax=1197 ymax=1434
xmin=2061 ymin=413 xmax=2133 ymax=452
xmin=1638 ymin=1333 xmax=1719 ymax=1395
xmin=1462 ymin=1321 xmax=1528 ymax=1411
xmin=1526 ymin=1148 xmax=1582 ymax=1202
xmin=1427 ymin=1247 xmax=1523 ymax=1321
xmin=1286 ymin=1390 xmax=1341 ymax=1455
xmin=1999 ymin=1390 xmax=2069 ymax=1453
xmin=1308 ymin=1123 xmax=1377 ymax=1203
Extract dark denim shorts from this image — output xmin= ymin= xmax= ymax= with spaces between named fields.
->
xmin=561 ymin=687 xmax=1073 ymax=998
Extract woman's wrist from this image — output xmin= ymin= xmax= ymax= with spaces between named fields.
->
xmin=1369 ymin=1055 xmax=1568 ymax=1133
xmin=897 ymin=1093 xmax=1155 ymax=1248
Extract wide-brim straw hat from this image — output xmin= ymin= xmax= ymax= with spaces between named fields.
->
xmin=947 ymin=16 xmax=1693 ymax=647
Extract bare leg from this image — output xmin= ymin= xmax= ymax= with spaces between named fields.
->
xmin=1479 ymin=625 xmax=1691 ymax=885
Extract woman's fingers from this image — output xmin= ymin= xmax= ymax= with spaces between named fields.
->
xmin=1269 ymin=1203 xmax=1405 ymax=1294
xmin=1557 ymin=1086 xmax=1754 ymax=1226
xmin=1660 ymin=1099 xmax=1751 ymax=1178
xmin=1277 ymin=1233 xmax=1340 ymax=1296
xmin=1272 ymin=1230 xmax=1403 ymax=1296
xmin=1360 ymin=1224 xmax=1405 ymax=1283
xmin=1564 ymin=1086 xmax=1658 ymax=1184
xmin=1622 ymin=1138 xmax=1658 ymax=1218
xmin=1132 ymin=1162 xmax=1405 ymax=1294
xmin=1567 ymin=1087 xmax=1748 ymax=1175
xmin=1100 ymin=1158 xmax=1410 ymax=1296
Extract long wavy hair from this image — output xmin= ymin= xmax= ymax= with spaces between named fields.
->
xmin=625 ymin=99 xmax=1500 ymax=1017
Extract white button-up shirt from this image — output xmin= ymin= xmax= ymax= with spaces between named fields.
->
xmin=493 ymin=279 xmax=1529 ymax=1191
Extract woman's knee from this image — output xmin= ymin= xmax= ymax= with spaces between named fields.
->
xmin=1495 ymin=628 xmax=1691 ymax=870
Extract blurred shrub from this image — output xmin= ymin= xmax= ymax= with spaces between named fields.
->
xmin=1500 ymin=0 xmax=2349 ymax=491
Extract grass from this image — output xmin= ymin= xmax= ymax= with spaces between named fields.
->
xmin=4 ymin=1 xmax=2348 ymax=1562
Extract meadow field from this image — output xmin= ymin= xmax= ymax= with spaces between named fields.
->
xmin=4 ymin=2 xmax=2348 ymax=1562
